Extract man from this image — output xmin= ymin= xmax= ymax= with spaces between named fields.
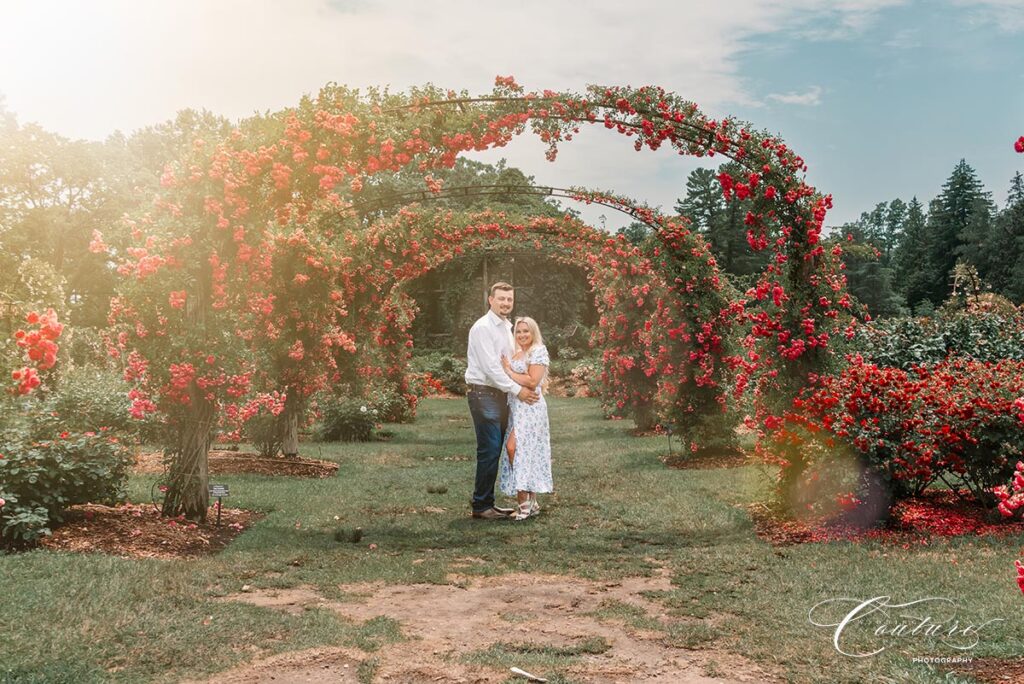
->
xmin=465 ymin=282 xmax=539 ymax=519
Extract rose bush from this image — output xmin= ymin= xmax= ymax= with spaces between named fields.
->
xmin=0 ymin=311 xmax=133 ymax=547
xmin=762 ymin=356 xmax=1024 ymax=521
xmin=0 ymin=422 xmax=132 ymax=546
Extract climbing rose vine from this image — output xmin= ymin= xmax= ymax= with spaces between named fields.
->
xmin=110 ymin=76 xmax=852 ymax=518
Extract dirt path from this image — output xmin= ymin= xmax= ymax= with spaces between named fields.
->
xmin=205 ymin=570 xmax=778 ymax=683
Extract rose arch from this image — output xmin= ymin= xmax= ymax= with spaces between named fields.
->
xmin=104 ymin=78 xmax=852 ymax=519
xmin=344 ymin=190 xmax=737 ymax=442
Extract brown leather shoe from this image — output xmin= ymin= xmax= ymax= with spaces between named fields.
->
xmin=472 ymin=507 xmax=511 ymax=520
xmin=492 ymin=505 xmax=515 ymax=516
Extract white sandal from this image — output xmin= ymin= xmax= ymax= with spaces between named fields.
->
xmin=513 ymin=501 xmax=533 ymax=521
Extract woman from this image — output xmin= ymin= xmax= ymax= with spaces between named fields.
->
xmin=498 ymin=316 xmax=553 ymax=521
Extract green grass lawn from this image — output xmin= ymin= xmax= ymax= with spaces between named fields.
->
xmin=1 ymin=398 xmax=1021 ymax=683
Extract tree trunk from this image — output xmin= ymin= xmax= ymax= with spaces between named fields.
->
xmin=161 ymin=392 xmax=216 ymax=521
xmin=280 ymin=390 xmax=302 ymax=458
xmin=633 ymin=400 xmax=657 ymax=433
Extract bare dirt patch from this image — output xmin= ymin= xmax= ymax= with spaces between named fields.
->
xmin=183 ymin=647 xmax=365 ymax=684
xmin=39 ymin=502 xmax=259 ymax=559
xmin=134 ymin=449 xmax=338 ymax=478
xmin=215 ymin=570 xmax=778 ymax=683
xmin=944 ymin=656 xmax=1024 ymax=683
xmin=662 ymin=449 xmax=750 ymax=470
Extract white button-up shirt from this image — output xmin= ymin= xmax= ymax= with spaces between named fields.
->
xmin=465 ymin=309 xmax=522 ymax=395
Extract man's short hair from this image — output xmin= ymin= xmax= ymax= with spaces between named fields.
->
xmin=489 ymin=282 xmax=514 ymax=297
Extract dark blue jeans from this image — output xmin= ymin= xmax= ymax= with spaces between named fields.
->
xmin=468 ymin=388 xmax=509 ymax=512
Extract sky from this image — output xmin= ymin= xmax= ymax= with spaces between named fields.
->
xmin=0 ymin=0 xmax=1022 ymax=231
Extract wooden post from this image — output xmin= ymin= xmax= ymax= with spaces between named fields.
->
xmin=482 ymin=255 xmax=489 ymax=307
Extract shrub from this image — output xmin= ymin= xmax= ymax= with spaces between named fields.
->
xmin=762 ymin=356 xmax=1024 ymax=520
xmin=312 ymin=395 xmax=378 ymax=442
xmin=41 ymin=365 xmax=133 ymax=434
xmin=547 ymin=357 xmax=576 ymax=379
xmin=64 ymin=326 xmax=112 ymax=367
xmin=368 ymin=382 xmax=414 ymax=423
xmin=408 ymin=351 xmax=467 ymax=395
xmin=241 ymin=411 xmax=283 ymax=458
xmin=855 ymin=308 xmax=1024 ymax=369
xmin=569 ymin=357 xmax=601 ymax=398
xmin=409 ymin=372 xmax=446 ymax=397
xmin=34 ymin=364 xmax=165 ymax=444
xmin=0 ymin=419 xmax=133 ymax=546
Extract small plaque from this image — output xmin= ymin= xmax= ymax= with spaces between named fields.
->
xmin=209 ymin=484 xmax=230 ymax=497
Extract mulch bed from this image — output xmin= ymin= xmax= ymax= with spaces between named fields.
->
xmin=943 ymin=657 xmax=1024 ymax=683
xmin=663 ymin=449 xmax=750 ymax=470
xmin=749 ymin=490 xmax=1024 ymax=546
xmin=134 ymin=450 xmax=338 ymax=478
xmin=39 ymin=502 xmax=261 ymax=559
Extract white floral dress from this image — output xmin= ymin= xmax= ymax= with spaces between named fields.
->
xmin=499 ymin=345 xmax=553 ymax=495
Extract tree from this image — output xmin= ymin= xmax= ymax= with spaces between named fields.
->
xmin=883 ymin=199 xmax=908 ymax=262
xmin=893 ymin=197 xmax=932 ymax=310
xmin=0 ymin=117 xmax=122 ymax=326
xmin=858 ymin=202 xmax=888 ymax=251
xmin=675 ymin=167 xmax=723 ymax=232
xmin=831 ymin=224 xmax=904 ymax=318
xmin=675 ymin=164 xmax=768 ymax=281
xmin=616 ymin=221 xmax=652 ymax=246
xmin=359 ymin=157 xmax=564 ymax=220
xmin=920 ymin=160 xmax=994 ymax=304
xmin=992 ymin=172 xmax=1024 ymax=302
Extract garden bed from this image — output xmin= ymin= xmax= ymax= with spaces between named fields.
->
xmin=134 ymin=450 xmax=339 ymax=478
xmin=38 ymin=502 xmax=260 ymax=559
xmin=663 ymin=449 xmax=749 ymax=470
xmin=748 ymin=490 xmax=1024 ymax=546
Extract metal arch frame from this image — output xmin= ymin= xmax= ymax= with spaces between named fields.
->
xmin=353 ymin=183 xmax=660 ymax=227
xmin=378 ymin=95 xmax=721 ymax=155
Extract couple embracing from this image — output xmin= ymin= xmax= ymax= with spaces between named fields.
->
xmin=465 ymin=282 xmax=553 ymax=521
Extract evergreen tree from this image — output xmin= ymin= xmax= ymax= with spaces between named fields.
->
xmin=616 ymin=221 xmax=653 ymax=245
xmin=882 ymin=198 xmax=907 ymax=263
xmin=922 ymin=160 xmax=993 ymax=304
xmin=674 ymin=164 xmax=768 ymax=281
xmin=859 ymin=202 xmax=888 ymax=250
xmin=831 ymin=223 xmax=904 ymax=318
xmin=855 ymin=199 xmax=906 ymax=265
xmin=893 ymin=197 xmax=932 ymax=310
xmin=675 ymin=167 xmax=723 ymax=232
xmin=995 ymin=172 xmax=1024 ymax=302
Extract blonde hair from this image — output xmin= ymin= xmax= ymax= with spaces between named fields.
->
xmin=513 ymin=316 xmax=543 ymax=354
xmin=489 ymin=281 xmax=514 ymax=297
xmin=514 ymin=316 xmax=548 ymax=390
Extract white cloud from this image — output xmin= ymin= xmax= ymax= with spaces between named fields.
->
xmin=767 ymin=85 xmax=824 ymax=106
xmin=0 ymin=0 xmax=908 ymax=230
xmin=0 ymin=0 xmax=905 ymax=140
xmin=950 ymin=0 xmax=1024 ymax=31
xmin=884 ymin=27 xmax=922 ymax=49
